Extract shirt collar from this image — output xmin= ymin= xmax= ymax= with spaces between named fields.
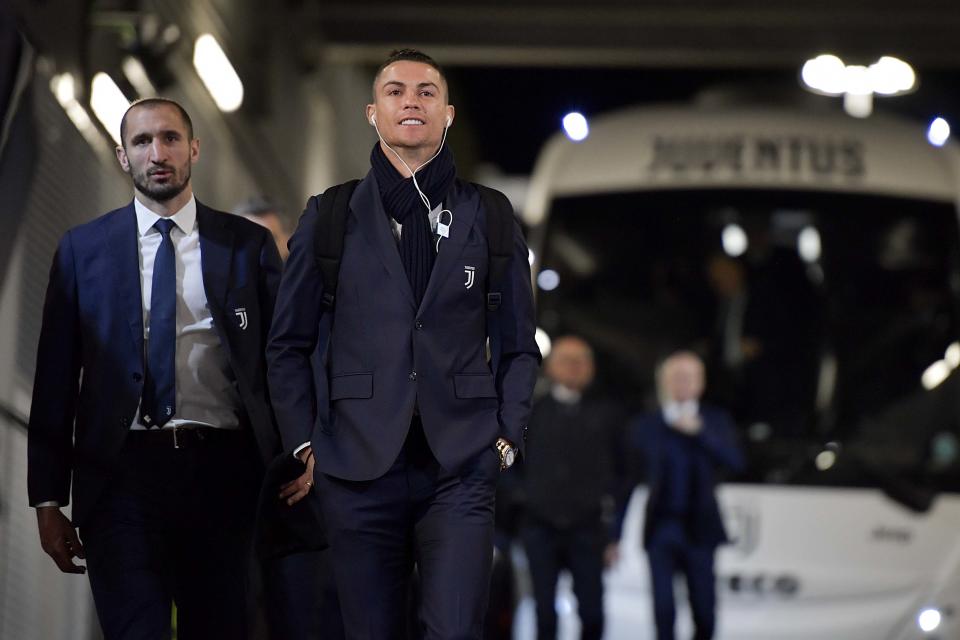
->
xmin=550 ymin=383 xmax=582 ymax=405
xmin=134 ymin=195 xmax=197 ymax=237
xmin=663 ymin=399 xmax=700 ymax=425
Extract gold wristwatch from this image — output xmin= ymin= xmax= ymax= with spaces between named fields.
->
xmin=494 ymin=437 xmax=518 ymax=470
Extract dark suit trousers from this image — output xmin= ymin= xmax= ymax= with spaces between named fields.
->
xmin=80 ymin=429 xmax=262 ymax=640
xmin=316 ymin=420 xmax=499 ymax=640
xmin=646 ymin=517 xmax=717 ymax=640
xmin=520 ymin=518 xmax=605 ymax=640
xmin=261 ymin=549 xmax=344 ymax=640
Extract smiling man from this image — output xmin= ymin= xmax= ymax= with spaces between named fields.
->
xmin=28 ymin=98 xmax=284 ymax=639
xmin=267 ymin=49 xmax=540 ymax=638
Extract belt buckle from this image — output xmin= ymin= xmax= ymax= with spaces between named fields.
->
xmin=173 ymin=426 xmax=205 ymax=449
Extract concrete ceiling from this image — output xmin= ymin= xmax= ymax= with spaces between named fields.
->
xmin=309 ymin=0 xmax=960 ymax=69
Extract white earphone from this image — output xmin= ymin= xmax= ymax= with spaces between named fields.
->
xmin=369 ymin=109 xmax=454 ymax=251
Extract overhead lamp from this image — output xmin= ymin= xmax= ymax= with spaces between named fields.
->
xmin=928 ymin=117 xmax=951 ymax=147
xmin=49 ymin=73 xmax=101 ymax=148
xmin=537 ymin=269 xmax=560 ymax=291
xmin=918 ymin=608 xmax=941 ymax=633
xmin=797 ymin=226 xmax=822 ymax=263
xmin=90 ymin=72 xmax=129 ymax=146
xmin=922 ymin=359 xmax=951 ymax=390
xmin=801 ymin=54 xmax=916 ymax=118
xmin=193 ymin=34 xmax=243 ymax=112
xmin=122 ymin=56 xmax=157 ymax=97
xmin=721 ymin=224 xmax=748 ymax=257
xmin=562 ymin=112 xmax=589 ymax=142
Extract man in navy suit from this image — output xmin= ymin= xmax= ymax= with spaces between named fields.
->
xmin=267 ymin=49 xmax=540 ymax=639
xmin=28 ymin=98 xmax=282 ymax=639
xmin=614 ymin=352 xmax=744 ymax=640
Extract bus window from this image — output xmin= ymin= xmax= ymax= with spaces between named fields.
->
xmin=535 ymin=189 xmax=960 ymax=493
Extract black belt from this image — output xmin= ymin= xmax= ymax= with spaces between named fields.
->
xmin=127 ymin=426 xmax=243 ymax=450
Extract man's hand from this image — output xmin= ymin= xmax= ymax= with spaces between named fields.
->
xmin=670 ymin=414 xmax=703 ymax=436
xmin=280 ymin=446 xmax=316 ymax=506
xmin=36 ymin=507 xmax=86 ymax=574
xmin=603 ymin=542 xmax=621 ymax=569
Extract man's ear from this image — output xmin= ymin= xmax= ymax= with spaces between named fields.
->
xmin=190 ymin=137 xmax=200 ymax=164
xmin=115 ymin=145 xmax=129 ymax=172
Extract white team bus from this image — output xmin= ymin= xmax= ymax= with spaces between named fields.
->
xmin=521 ymin=99 xmax=960 ymax=639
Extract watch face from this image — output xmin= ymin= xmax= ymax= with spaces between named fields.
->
xmin=504 ymin=448 xmax=516 ymax=468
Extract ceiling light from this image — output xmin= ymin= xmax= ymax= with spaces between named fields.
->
xmin=193 ymin=34 xmax=243 ymax=112
xmin=562 ymin=112 xmax=589 ymax=142
xmin=801 ymin=54 xmax=916 ymax=118
xmin=918 ymin=608 xmax=941 ymax=633
xmin=90 ymin=72 xmax=129 ymax=145
xmin=122 ymin=56 xmax=157 ymax=97
xmin=928 ymin=117 xmax=951 ymax=147
xmin=537 ymin=269 xmax=560 ymax=291
xmin=721 ymin=224 xmax=748 ymax=257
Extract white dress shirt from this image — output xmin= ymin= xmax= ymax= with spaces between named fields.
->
xmin=34 ymin=197 xmax=246 ymax=508
xmin=389 ymin=202 xmax=443 ymax=242
xmin=663 ymin=400 xmax=700 ymax=426
xmin=131 ymin=196 xmax=243 ymax=431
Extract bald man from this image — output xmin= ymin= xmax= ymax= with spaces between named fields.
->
xmin=519 ymin=335 xmax=626 ymax=640
xmin=616 ymin=351 xmax=744 ymax=640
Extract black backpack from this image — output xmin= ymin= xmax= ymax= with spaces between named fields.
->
xmin=311 ymin=180 xmax=516 ymax=314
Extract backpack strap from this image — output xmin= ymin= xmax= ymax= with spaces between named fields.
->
xmin=313 ymin=179 xmax=360 ymax=311
xmin=474 ymin=184 xmax=514 ymax=311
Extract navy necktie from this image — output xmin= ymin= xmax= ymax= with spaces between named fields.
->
xmin=141 ymin=218 xmax=176 ymax=428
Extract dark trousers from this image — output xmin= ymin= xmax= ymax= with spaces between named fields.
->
xmin=646 ymin=518 xmax=716 ymax=640
xmin=520 ymin=518 xmax=605 ymax=640
xmin=261 ymin=549 xmax=345 ymax=640
xmin=80 ymin=429 xmax=261 ymax=640
xmin=316 ymin=421 xmax=499 ymax=640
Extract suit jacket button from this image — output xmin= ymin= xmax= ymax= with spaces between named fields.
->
xmin=409 ymin=371 xmax=417 ymax=381
xmin=415 ymin=320 xmax=423 ymax=330
xmin=132 ymin=372 xmax=143 ymax=382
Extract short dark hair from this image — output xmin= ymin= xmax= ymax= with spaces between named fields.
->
xmin=119 ymin=98 xmax=194 ymax=148
xmin=372 ymin=49 xmax=447 ymax=97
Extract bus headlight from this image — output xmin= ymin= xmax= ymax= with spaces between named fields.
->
xmin=918 ymin=608 xmax=942 ymax=633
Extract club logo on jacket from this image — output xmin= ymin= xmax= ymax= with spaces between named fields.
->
xmin=234 ymin=307 xmax=248 ymax=330
xmin=464 ymin=266 xmax=476 ymax=289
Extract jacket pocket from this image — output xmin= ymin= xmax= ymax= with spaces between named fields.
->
xmin=330 ymin=372 xmax=373 ymax=400
xmin=453 ymin=373 xmax=497 ymax=398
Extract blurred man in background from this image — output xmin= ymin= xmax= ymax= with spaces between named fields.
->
xmin=235 ymin=196 xmax=293 ymax=262
xmin=614 ymin=351 xmax=744 ymax=640
xmin=519 ymin=335 xmax=626 ymax=640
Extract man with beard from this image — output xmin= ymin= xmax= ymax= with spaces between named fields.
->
xmin=28 ymin=98 xmax=283 ymax=639
xmin=267 ymin=49 xmax=540 ymax=638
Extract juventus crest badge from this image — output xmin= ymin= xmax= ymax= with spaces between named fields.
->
xmin=464 ymin=266 xmax=476 ymax=289
xmin=234 ymin=307 xmax=248 ymax=330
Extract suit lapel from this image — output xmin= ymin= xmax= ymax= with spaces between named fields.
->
xmin=418 ymin=182 xmax=477 ymax=313
xmin=106 ymin=203 xmax=144 ymax=359
xmin=197 ymin=202 xmax=234 ymax=323
xmin=351 ymin=174 xmax=416 ymax=309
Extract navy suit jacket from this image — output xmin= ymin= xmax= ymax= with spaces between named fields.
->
xmin=27 ymin=200 xmax=283 ymax=527
xmin=630 ymin=405 xmax=744 ymax=548
xmin=267 ymin=173 xmax=540 ymax=481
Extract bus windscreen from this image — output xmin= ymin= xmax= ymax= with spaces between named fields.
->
xmin=536 ymin=189 xmax=960 ymax=494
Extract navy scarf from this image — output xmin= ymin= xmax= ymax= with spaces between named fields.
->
xmin=371 ymin=142 xmax=456 ymax=305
